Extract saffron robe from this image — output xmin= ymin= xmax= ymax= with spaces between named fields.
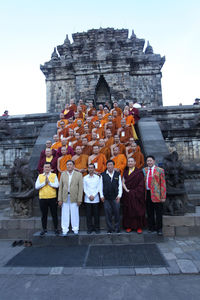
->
xmin=99 ymin=146 xmax=111 ymax=160
xmin=57 ymin=154 xmax=72 ymax=180
xmin=81 ymin=145 xmax=93 ymax=156
xmin=112 ymin=154 xmax=127 ymax=177
xmin=90 ymin=153 xmax=107 ymax=173
xmin=122 ymin=168 xmax=145 ymax=229
xmin=73 ymin=154 xmax=88 ymax=176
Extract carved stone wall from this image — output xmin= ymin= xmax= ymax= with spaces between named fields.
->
xmin=41 ymin=28 xmax=165 ymax=112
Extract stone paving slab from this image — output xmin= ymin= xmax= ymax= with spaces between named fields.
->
xmin=0 ymin=237 xmax=200 ymax=276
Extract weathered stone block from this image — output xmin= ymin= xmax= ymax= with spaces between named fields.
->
xmin=175 ymin=226 xmax=190 ymax=236
xmin=163 ymin=215 xmax=195 ymax=226
xmin=163 ymin=226 xmax=175 ymax=237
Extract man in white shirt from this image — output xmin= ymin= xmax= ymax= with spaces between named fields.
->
xmin=35 ymin=163 xmax=59 ymax=236
xmin=83 ymin=163 xmax=101 ymax=234
xmin=100 ymin=160 xmax=122 ymax=233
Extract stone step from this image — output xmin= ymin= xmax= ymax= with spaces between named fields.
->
xmin=32 ymin=230 xmax=164 ymax=246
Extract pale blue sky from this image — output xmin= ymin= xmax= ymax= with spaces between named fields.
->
xmin=0 ymin=0 xmax=199 ymax=115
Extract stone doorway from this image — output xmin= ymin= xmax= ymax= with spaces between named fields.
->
xmin=94 ymin=75 xmax=111 ymax=108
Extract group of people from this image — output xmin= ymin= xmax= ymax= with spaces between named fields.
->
xmin=35 ymin=99 xmax=166 ymax=236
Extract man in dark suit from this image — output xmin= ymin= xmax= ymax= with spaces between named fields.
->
xmin=100 ymin=160 xmax=122 ymax=233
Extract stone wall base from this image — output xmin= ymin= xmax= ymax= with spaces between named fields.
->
xmin=163 ymin=206 xmax=200 ymax=237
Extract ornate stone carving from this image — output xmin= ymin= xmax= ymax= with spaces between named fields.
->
xmin=163 ymin=151 xmax=194 ymax=215
xmin=9 ymin=157 xmax=36 ymax=217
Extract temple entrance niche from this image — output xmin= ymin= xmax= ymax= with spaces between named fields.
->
xmin=94 ymin=75 xmax=111 ymax=107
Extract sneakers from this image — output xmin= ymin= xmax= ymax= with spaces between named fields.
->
xmin=40 ymin=230 xmax=47 ymax=236
xmin=157 ymin=229 xmax=163 ymax=236
xmin=126 ymin=228 xmax=132 ymax=233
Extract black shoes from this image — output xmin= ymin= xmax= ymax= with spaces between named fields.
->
xmin=40 ymin=230 xmax=47 ymax=236
xmin=157 ymin=229 xmax=163 ymax=236
xmin=95 ymin=230 xmax=100 ymax=234
xmin=107 ymin=230 xmax=112 ymax=234
xmin=87 ymin=230 xmax=92 ymax=234
xmin=55 ymin=229 xmax=60 ymax=236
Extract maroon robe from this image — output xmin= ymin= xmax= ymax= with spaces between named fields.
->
xmin=37 ymin=156 xmax=57 ymax=174
xmin=61 ymin=109 xmax=74 ymax=119
xmin=129 ymin=107 xmax=140 ymax=123
xmin=122 ymin=168 xmax=146 ymax=229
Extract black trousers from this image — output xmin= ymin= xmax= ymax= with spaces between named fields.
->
xmin=104 ymin=199 xmax=120 ymax=231
xmin=85 ymin=203 xmax=100 ymax=231
xmin=39 ymin=198 xmax=58 ymax=230
xmin=146 ymin=190 xmax=163 ymax=231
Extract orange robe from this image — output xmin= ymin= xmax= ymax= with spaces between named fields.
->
xmin=112 ymin=107 xmax=122 ymax=116
xmin=57 ymin=154 xmax=72 ymax=180
xmin=58 ymin=128 xmax=68 ymax=139
xmin=105 ymin=137 xmax=114 ymax=148
xmin=125 ymin=115 xmax=135 ymax=126
xmin=51 ymin=141 xmax=62 ymax=150
xmin=74 ymin=126 xmax=84 ymax=135
xmin=127 ymin=148 xmax=144 ymax=169
xmin=93 ymin=127 xmax=105 ymax=139
xmin=81 ymin=133 xmax=92 ymax=142
xmin=119 ymin=127 xmax=133 ymax=144
xmin=112 ymin=154 xmax=127 ymax=177
xmin=73 ymin=154 xmax=88 ymax=176
xmin=80 ymin=104 xmax=87 ymax=113
xmin=111 ymin=143 xmax=126 ymax=156
xmin=72 ymin=140 xmax=82 ymax=150
xmin=57 ymin=119 xmax=68 ymax=128
xmin=113 ymin=116 xmax=122 ymax=129
xmin=82 ymin=145 xmax=93 ymax=156
xmin=91 ymin=116 xmax=98 ymax=123
xmin=99 ymin=146 xmax=111 ymax=160
xmin=88 ymin=108 xmax=96 ymax=116
xmin=102 ymin=113 xmax=111 ymax=121
xmin=91 ymin=153 xmax=107 ymax=173
xmin=69 ymin=104 xmax=77 ymax=112
xmin=105 ymin=124 xmax=117 ymax=136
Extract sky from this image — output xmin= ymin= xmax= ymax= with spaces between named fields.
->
xmin=0 ymin=0 xmax=199 ymax=115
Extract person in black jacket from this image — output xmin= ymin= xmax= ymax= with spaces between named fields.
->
xmin=100 ymin=160 xmax=122 ymax=233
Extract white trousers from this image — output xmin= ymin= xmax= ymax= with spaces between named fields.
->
xmin=61 ymin=196 xmax=79 ymax=233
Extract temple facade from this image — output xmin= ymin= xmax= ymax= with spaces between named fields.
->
xmin=40 ymin=28 xmax=165 ymax=112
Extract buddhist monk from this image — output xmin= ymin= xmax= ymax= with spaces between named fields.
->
xmin=102 ymin=106 xmax=111 ymax=121
xmin=88 ymin=145 xmax=107 ymax=175
xmin=126 ymin=142 xmax=144 ymax=169
xmin=98 ymin=104 xmax=104 ymax=115
xmin=111 ymin=101 xmax=122 ymax=116
xmin=104 ymin=120 xmax=117 ymax=136
xmin=111 ymin=146 xmax=127 ymax=177
xmin=129 ymin=101 xmax=140 ymax=123
xmin=57 ymin=147 xmax=72 ymax=180
xmin=66 ymin=128 xmax=76 ymax=147
xmin=112 ymin=110 xmax=122 ymax=130
xmin=124 ymin=108 xmax=135 ymax=126
xmin=117 ymin=119 xmax=133 ymax=144
xmin=51 ymin=134 xmax=62 ymax=151
xmin=38 ymin=148 xmax=56 ymax=174
xmin=76 ymin=105 xmax=85 ymax=120
xmin=69 ymin=98 xmax=77 ymax=112
xmin=104 ymin=129 xmax=114 ymax=148
xmin=57 ymin=120 xmax=68 ymax=139
xmin=85 ymin=117 xmax=95 ymax=132
xmin=72 ymin=146 xmax=88 ymax=176
xmin=88 ymin=132 xmax=99 ymax=147
xmin=110 ymin=135 xmax=126 ymax=157
xmin=97 ymin=112 xmax=107 ymax=128
xmin=39 ymin=140 xmax=56 ymax=160
xmin=98 ymin=139 xmax=111 ymax=160
xmin=81 ymin=124 xmax=92 ymax=141
xmin=78 ymin=99 xmax=87 ymax=113
xmin=74 ymin=119 xmax=84 ymax=135
xmin=56 ymin=138 xmax=75 ymax=158
xmin=57 ymin=113 xmax=68 ymax=129
xmin=91 ymin=109 xmax=98 ymax=123
xmin=62 ymin=103 xmax=74 ymax=119
xmin=71 ymin=132 xmax=82 ymax=149
xmin=66 ymin=117 xmax=76 ymax=130
xmin=122 ymin=157 xmax=145 ymax=233
xmin=87 ymin=102 xmax=96 ymax=116
xmin=81 ymin=137 xmax=93 ymax=156
xmin=92 ymin=120 xmax=105 ymax=139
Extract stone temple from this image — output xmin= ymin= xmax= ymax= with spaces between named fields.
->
xmin=40 ymin=28 xmax=165 ymax=112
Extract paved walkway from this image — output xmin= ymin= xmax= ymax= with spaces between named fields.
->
xmin=0 ymin=236 xmax=200 ymax=276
